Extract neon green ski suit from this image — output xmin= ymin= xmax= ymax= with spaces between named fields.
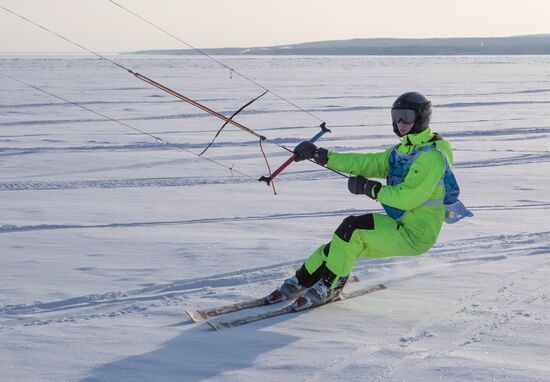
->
xmin=303 ymin=127 xmax=454 ymax=284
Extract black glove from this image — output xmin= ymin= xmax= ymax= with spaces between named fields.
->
xmin=348 ymin=176 xmax=382 ymax=199
xmin=293 ymin=141 xmax=329 ymax=165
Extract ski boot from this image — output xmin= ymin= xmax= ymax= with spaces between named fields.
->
xmin=291 ymin=274 xmax=348 ymax=312
xmin=265 ymin=276 xmax=306 ymax=304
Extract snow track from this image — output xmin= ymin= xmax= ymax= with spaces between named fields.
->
xmin=1 ymin=203 xmax=549 ymax=234
xmin=2 ymin=230 xmax=548 ymax=332
xmin=301 ymin=238 xmax=550 ymax=382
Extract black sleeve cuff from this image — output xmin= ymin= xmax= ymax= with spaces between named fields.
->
xmin=314 ymin=148 xmax=329 ymax=166
xmin=364 ymin=180 xmax=382 ymax=199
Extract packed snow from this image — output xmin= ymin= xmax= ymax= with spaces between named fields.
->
xmin=1 ymin=55 xmax=550 ymax=381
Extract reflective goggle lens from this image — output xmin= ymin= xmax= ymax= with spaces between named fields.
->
xmin=391 ymin=109 xmax=417 ymax=124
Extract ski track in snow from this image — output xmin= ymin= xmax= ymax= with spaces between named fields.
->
xmin=1 ymin=148 xmax=550 ymax=192
xmin=1 ymin=230 xmax=549 ymax=330
xmin=0 ymin=175 xmax=253 ymax=192
xmin=2 ymin=86 xmax=550 ymax=110
xmin=0 ymin=124 xmax=549 ymax=195
xmin=1 ymin=202 xmax=550 ymax=234
xmin=307 ymin=272 xmax=550 ymax=382
xmin=371 ymin=265 xmax=550 ymax=382
xmin=3 ymin=99 xmax=550 ymax=128
xmin=302 ymin=244 xmax=550 ymax=382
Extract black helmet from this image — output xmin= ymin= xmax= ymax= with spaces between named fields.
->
xmin=391 ymin=92 xmax=432 ymax=137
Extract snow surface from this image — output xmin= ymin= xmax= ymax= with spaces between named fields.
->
xmin=1 ymin=54 xmax=550 ymax=381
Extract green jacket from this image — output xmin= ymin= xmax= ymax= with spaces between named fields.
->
xmin=326 ymin=128 xmax=453 ymax=252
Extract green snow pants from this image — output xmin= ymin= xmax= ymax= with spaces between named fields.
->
xmin=303 ymin=213 xmax=425 ymax=282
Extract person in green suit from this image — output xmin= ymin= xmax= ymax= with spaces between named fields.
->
xmin=276 ymin=92 xmax=460 ymax=310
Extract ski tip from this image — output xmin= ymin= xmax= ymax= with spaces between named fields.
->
xmin=186 ymin=310 xmax=210 ymax=322
xmin=207 ymin=321 xmax=232 ymax=331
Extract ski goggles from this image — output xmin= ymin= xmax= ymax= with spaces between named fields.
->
xmin=391 ymin=109 xmax=417 ymax=124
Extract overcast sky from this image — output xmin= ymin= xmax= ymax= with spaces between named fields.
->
xmin=1 ymin=0 xmax=549 ymax=53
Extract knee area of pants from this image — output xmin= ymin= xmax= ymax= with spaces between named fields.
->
xmin=335 ymin=214 xmax=374 ymax=243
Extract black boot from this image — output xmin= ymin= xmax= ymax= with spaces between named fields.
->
xmin=292 ymin=269 xmax=349 ymax=311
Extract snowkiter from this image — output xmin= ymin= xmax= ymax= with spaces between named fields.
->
xmin=277 ymin=91 xmax=470 ymax=310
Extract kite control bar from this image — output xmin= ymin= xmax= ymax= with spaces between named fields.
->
xmin=259 ymin=123 xmax=331 ymax=185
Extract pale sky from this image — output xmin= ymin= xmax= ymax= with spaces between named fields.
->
xmin=0 ymin=0 xmax=549 ymax=53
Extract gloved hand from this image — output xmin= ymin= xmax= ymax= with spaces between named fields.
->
xmin=293 ymin=141 xmax=329 ymax=165
xmin=347 ymin=176 xmax=382 ymax=200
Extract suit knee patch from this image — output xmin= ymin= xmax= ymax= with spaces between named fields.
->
xmin=334 ymin=214 xmax=374 ymax=242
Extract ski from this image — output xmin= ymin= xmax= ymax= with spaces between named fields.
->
xmin=207 ymin=283 xmax=386 ymax=330
xmin=186 ymin=275 xmax=360 ymax=322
